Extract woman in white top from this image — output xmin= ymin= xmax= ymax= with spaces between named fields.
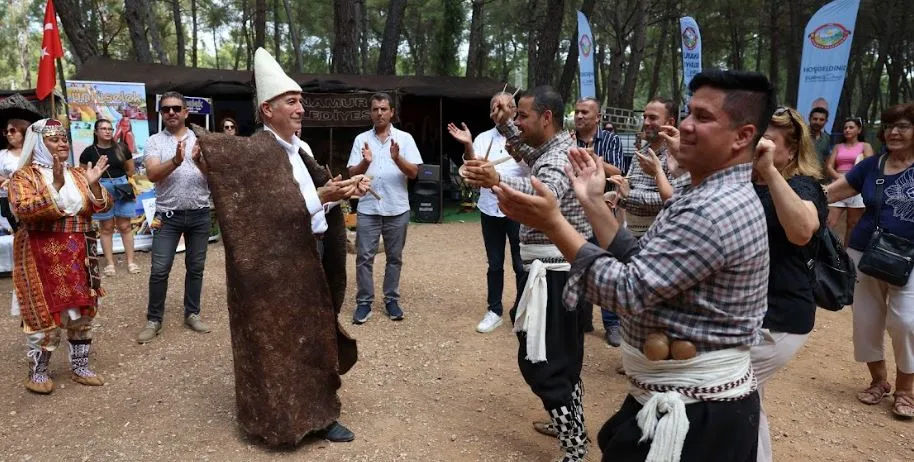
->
xmin=0 ymin=118 xmax=29 ymax=231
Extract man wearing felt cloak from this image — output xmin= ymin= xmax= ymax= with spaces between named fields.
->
xmin=192 ymin=48 xmax=371 ymax=446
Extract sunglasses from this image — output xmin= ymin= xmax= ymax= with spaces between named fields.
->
xmin=159 ymin=105 xmax=184 ymax=114
xmin=774 ymin=106 xmax=801 ymax=139
xmin=223 ymin=125 xmax=235 ymax=129
xmin=4 ymin=128 xmax=18 ymax=135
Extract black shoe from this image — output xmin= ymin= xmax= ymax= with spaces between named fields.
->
xmin=385 ymin=300 xmax=404 ymax=321
xmin=583 ymin=324 xmax=595 ymax=333
xmin=605 ymin=325 xmax=622 ymax=347
xmin=352 ymin=303 xmax=372 ymax=324
xmin=323 ymin=421 xmax=355 ymax=442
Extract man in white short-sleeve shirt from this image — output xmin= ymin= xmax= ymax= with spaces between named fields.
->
xmin=347 ymin=93 xmax=422 ymax=324
xmin=446 ymin=92 xmax=529 ymax=334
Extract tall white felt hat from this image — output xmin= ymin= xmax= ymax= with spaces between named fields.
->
xmin=254 ymin=47 xmax=302 ymax=106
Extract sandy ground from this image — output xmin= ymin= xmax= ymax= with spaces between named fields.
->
xmin=0 ymin=221 xmax=912 ymax=461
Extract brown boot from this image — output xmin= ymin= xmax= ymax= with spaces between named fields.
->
xmin=69 ymin=341 xmax=104 ymax=386
xmin=24 ymin=350 xmax=54 ymax=394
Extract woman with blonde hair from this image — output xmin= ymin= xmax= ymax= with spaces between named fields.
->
xmin=751 ymin=106 xmax=828 ymax=461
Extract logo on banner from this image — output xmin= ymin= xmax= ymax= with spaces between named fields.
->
xmin=682 ymin=27 xmax=699 ymax=51
xmin=809 ymin=23 xmax=851 ymax=49
xmin=579 ymin=34 xmax=593 ymax=58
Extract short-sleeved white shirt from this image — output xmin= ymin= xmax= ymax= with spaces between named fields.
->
xmin=347 ymin=126 xmax=423 ymax=216
xmin=471 ymin=127 xmax=529 ymax=217
xmin=145 ymin=129 xmax=210 ymax=211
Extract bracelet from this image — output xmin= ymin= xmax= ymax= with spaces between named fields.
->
xmin=172 ymin=157 xmax=181 ymax=166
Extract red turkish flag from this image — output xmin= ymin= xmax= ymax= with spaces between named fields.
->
xmin=36 ymin=0 xmax=64 ymax=100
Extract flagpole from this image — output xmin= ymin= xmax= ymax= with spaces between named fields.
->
xmin=56 ymin=57 xmax=68 ymax=119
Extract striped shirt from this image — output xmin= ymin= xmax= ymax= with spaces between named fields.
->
xmin=577 ymin=128 xmax=626 ymax=174
xmin=618 ymin=145 xmax=691 ymax=234
xmin=497 ymin=122 xmax=593 ymax=247
xmin=564 ymin=163 xmax=768 ymax=353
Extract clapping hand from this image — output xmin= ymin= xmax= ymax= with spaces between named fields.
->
xmin=52 ymin=155 xmax=66 ymax=190
xmin=608 ymin=175 xmax=630 ymax=199
xmin=361 ymin=142 xmax=373 ymax=163
xmin=84 ymin=155 xmax=110 ymax=185
xmin=492 ymin=178 xmax=562 ymax=232
xmin=390 ymin=139 xmax=401 ymax=162
xmin=565 ymin=147 xmax=607 ymax=208
xmin=489 ymin=94 xmax=514 ymax=125
xmin=173 ymin=140 xmax=186 ymax=166
xmin=191 ymin=144 xmax=207 ymax=174
xmin=462 ymin=159 xmax=500 ymax=188
xmin=637 ymin=147 xmax=663 ymax=178
xmin=447 ymin=122 xmax=473 ymax=146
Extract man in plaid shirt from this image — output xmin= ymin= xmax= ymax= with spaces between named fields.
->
xmin=615 ymin=97 xmax=691 ymax=237
xmin=492 ymin=70 xmax=776 ymax=461
xmin=463 ymin=86 xmax=593 ymax=462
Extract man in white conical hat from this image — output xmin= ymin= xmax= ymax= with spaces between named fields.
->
xmin=251 ymin=47 xmax=369 ymax=443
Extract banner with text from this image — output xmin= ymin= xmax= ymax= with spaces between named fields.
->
xmin=577 ymin=11 xmax=596 ymax=98
xmin=299 ymin=92 xmax=400 ymax=127
xmin=797 ymin=0 xmax=860 ymax=134
xmin=66 ymin=80 xmax=150 ymax=164
xmin=679 ymin=16 xmax=702 ymax=105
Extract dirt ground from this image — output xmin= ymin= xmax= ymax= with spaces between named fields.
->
xmin=0 ymin=220 xmax=912 ymax=461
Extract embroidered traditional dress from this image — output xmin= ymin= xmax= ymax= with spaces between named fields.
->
xmin=10 ymin=164 xmax=111 ymax=339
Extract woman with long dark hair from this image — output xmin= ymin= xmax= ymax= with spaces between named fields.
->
xmin=825 ymin=118 xmax=874 ymax=246
xmin=79 ymin=119 xmax=138 ymax=276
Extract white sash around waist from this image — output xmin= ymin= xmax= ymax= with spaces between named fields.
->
xmin=621 ymin=341 xmax=756 ymax=462
xmin=514 ymin=244 xmax=569 ymax=363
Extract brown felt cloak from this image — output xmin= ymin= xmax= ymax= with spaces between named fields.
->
xmin=192 ymin=127 xmax=357 ymax=446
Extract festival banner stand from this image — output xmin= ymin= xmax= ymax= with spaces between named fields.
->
xmin=797 ymin=0 xmax=860 ymax=133
xmin=66 ymin=80 xmax=154 ymax=254
xmin=679 ymin=16 xmax=702 ymax=108
xmin=576 ymin=11 xmax=596 ymax=98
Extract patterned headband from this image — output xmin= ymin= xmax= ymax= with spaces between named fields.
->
xmin=31 ymin=119 xmax=67 ymax=137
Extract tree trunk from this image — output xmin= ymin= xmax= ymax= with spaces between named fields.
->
xmin=234 ymin=0 xmax=248 ymax=70
xmin=172 ymin=0 xmax=185 ymax=66
xmin=376 ymin=0 xmax=408 ymax=75
xmin=525 ymin=0 xmax=539 ymax=89
xmin=213 ymin=25 xmax=220 ymax=68
xmin=18 ymin=30 xmax=32 ymax=88
xmin=56 ymin=0 xmax=99 ymax=66
xmin=124 ymin=0 xmax=154 ymax=63
xmin=282 ymin=0 xmax=303 ymax=72
xmin=465 ymin=0 xmax=486 ymax=79
xmin=191 ymin=0 xmax=199 ymax=67
xmin=530 ymin=0 xmax=565 ymax=88
xmin=783 ymin=0 xmax=802 ymax=107
xmin=432 ymin=0 xmax=463 ymax=76
xmin=359 ymin=0 xmax=369 ymax=74
xmin=272 ymin=0 xmax=280 ymax=59
xmin=619 ymin=1 xmax=647 ymax=109
xmin=670 ymin=16 xmax=681 ymax=107
xmin=254 ymin=0 xmax=267 ymax=50
xmin=332 ymin=0 xmax=360 ymax=74
xmin=557 ymin=0 xmax=597 ymax=103
xmin=647 ymin=18 xmax=668 ymax=99
xmin=767 ymin=0 xmax=778 ymax=91
xmin=145 ymin=4 xmax=170 ymax=64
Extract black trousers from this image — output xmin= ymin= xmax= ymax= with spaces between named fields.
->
xmin=510 ymin=269 xmax=590 ymax=411
xmin=598 ymin=392 xmax=760 ymax=462
xmin=0 ymin=197 xmax=18 ymax=233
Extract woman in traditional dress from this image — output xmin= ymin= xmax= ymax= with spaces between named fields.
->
xmin=9 ymin=118 xmax=111 ymax=394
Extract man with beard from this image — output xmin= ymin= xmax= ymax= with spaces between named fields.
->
xmin=493 ymin=70 xmax=775 ymax=461
xmin=613 ymin=97 xmax=691 ymax=238
xmin=808 ymin=107 xmax=831 ymax=169
xmin=463 ymin=86 xmax=593 ymax=462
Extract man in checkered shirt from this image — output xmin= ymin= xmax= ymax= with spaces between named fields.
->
xmin=463 ymin=85 xmax=593 ymax=462
xmin=492 ymin=70 xmax=775 ymax=461
xmin=615 ymin=97 xmax=691 ymax=237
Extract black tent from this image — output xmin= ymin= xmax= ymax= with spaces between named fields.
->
xmin=72 ymin=57 xmax=511 ymax=177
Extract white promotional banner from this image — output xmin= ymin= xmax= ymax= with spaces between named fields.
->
xmin=679 ymin=16 xmax=702 ymax=98
xmin=797 ymin=0 xmax=860 ymax=134
xmin=577 ymin=11 xmax=596 ymax=98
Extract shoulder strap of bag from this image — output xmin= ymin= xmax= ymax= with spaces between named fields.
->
xmin=94 ymin=145 xmax=114 ymax=179
xmin=872 ymin=154 xmax=887 ymax=230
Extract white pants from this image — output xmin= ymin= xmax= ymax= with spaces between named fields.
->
xmin=848 ymin=249 xmax=914 ymax=373
xmin=750 ymin=328 xmax=810 ymax=462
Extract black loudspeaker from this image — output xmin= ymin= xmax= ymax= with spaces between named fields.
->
xmin=412 ymin=164 xmax=441 ymax=223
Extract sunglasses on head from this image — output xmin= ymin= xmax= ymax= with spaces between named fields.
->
xmin=159 ymin=105 xmax=184 ymax=114
xmin=774 ymin=106 xmax=801 ymax=139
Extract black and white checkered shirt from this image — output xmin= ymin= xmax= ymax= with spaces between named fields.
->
xmin=498 ymin=122 xmax=593 ymax=246
xmin=564 ymin=163 xmax=768 ymax=352
xmin=619 ymin=145 xmax=691 ymax=216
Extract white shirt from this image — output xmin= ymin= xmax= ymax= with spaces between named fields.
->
xmin=145 ymin=129 xmax=211 ymax=211
xmin=471 ymin=128 xmax=529 ymax=217
xmin=347 ymin=126 xmax=423 ymax=216
xmin=0 ymin=149 xmax=22 ymax=198
xmin=265 ymin=126 xmax=328 ymax=234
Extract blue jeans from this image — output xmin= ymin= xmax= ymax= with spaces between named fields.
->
xmin=481 ymin=213 xmax=524 ymax=316
xmin=355 ymin=211 xmax=410 ymax=305
xmin=146 ymin=208 xmax=211 ymax=322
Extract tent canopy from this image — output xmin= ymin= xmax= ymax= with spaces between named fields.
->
xmin=72 ymin=57 xmax=512 ymax=100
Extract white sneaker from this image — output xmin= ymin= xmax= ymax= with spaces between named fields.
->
xmin=476 ymin=311 xmax=503 ymax=333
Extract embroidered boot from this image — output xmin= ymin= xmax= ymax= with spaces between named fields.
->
xmin=69 ymin=341 xmax=104 ymax=386
xmin=549 ymin=399 xmax=589 ymax=462
xmin=24 ymin=350 xmax=54 ymax=394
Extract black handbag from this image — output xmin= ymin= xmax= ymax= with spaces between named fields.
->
xmin=96 ymin=146 xmax=136 ymax=201
xmin=857 ymin=155 xmax=914 ymax=286
xmin=808 ymin=227 xmax=856 ymax=311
